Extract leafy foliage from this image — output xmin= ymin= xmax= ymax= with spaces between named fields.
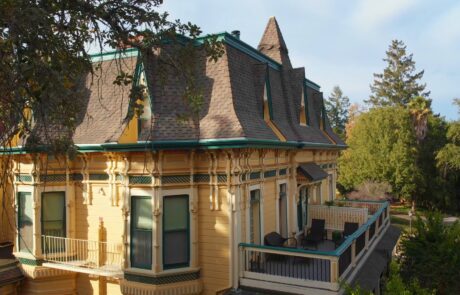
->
xmin=384 ymin=262 xmax=434 ymax=295
xmin=366 ymin=40 xmax=429 ymax=107
xmin=399 ymin=213 xmax=460 ymax=294
xmin=0 ymin=0 xmax=223 ymax=153
xmin=339 ymin=107 xmax=420 ymax=200
xmin=325 ymin=85 xmax=350 ymax=139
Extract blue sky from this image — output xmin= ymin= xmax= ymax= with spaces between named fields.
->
xmin=161 ymin=0 xmax=460 ymax=120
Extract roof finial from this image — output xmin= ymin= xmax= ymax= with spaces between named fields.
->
xmin=258 ymin=17 xmax=292 ymax=68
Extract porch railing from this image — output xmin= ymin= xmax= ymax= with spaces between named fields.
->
xmin=308 ymin=205 xmax=369 ymax=231
xmin=41 ymin=236 xmax=123 ymax=276
xmin=239 ymin=200 xmax=390 ymax=293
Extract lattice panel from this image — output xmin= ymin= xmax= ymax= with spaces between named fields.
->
xmin=129 ymin=176 xmax=152 ymax=185
xmin=217 ymin=174 xmax=227 ymax=183
xmin=263 ymin=170 xmax=277 ymax=178
xmin=279 ymin=168 xmax=287 ymax=176
xmin=193 ymin=174 xmax=210 ymax=183
xmin=89 ymin=174 xmax=109 ymax=181
xmin=162 ymin=175 xmax=190 ymax=184
xmin=72 ymin=173 xmax=83 ymax=181
xmin=16 ymin=174 xmax=32 ymax=182
xmin=40 ymin=174 xmax=66 ymax=182
xmin=249 ymin=171 xmax=261 ymax=180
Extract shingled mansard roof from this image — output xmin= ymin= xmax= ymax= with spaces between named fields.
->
xmin=20 ymin=17 xmax=346 ymax=151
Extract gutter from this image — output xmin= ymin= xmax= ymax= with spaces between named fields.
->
xmin=0 ymin=138 xmax=347 ymax=155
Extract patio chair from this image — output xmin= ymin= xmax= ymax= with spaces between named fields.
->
xmin=264 ymin=232 xmax=297 ymax=248
xmin=303 ymin=219 xmax=326 ymax=249
xmin=263 ymin=232 xmax=297 ymax=263
xmin=335 ymin=222 xmax=359 ymax=247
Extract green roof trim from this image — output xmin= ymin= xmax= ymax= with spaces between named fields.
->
xmin=0 ymin=138 xmax=346 ymax=155
xmin=305 ymin=78 xmax=321 ymax=91
xmin=89 ymin=47 xmax=139 ymax=63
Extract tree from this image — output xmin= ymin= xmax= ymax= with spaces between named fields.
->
xmin=338 ymin=107 xmax=420 ymax=200
xmin=436 ymin=99 xmax=460 ymax=210
xmin=399 ymin=212 xmax=460 ymax=294
xmin=366 ymin=40 xmax=429 ymax=107
xmin=0 ymin=0 xmax=223 ymax=153
xmin=408 ymin=96 xmax=432 ymax=143
xmin=325 ymin=86 xmax=350 ymax=139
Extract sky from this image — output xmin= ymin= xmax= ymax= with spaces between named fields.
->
xmin=160 ymin=0 xmax=460 ymax=120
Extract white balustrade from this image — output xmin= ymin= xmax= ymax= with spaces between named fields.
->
xmin=41 ymin=236 xmax=123 ymax=276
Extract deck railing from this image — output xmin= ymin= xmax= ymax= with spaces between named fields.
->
xmin=308 ymin=204 xmax=369 ymax=231
xmin=41 ymin=236 xmax=123 ymax=276
xmin=239 ymin=200 xmax=390 ymax=293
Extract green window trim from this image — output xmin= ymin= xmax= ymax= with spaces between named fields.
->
xmin=162 ymin=195 xmax=190 ymax=270
xmin=130 ymin=196 xmax=153 ymax=270
xmin=18 ymin=192 xmax=33 ymax=253
xmin=303 ymin=83 xmax=310 ymax=126
xmin=264 ymin=69 xmax=274 ymax=120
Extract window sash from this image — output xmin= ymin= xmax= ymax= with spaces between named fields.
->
xmin=41 ymin=192 xmax=66 ymax=237
xmin=18 ymin=192 xmax=33 ymax=253
xmin=163 ymin=195 xmax=189 ymax=269
xmin=131 ymin=196 xmax=152 ymax=269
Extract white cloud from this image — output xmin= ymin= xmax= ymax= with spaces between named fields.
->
xmin=351 ymin=0 xmax=417 ymax=32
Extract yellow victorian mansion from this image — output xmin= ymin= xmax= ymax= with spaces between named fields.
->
xmin=0 ymin=18 xmax=397 ymax=295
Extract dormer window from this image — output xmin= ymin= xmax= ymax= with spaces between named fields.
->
xmin=263 ymin=71 xmax=273 ymax=122
xmin=136 ymin=64 xmax=151 ymax=136
xmin=300 ymin=84 xmax=309 ymax=126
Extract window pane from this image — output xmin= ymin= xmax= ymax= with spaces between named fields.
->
xmin=163 ymin=195 xmax=189 ymax=268
xmin=18 ymin=192 xmax=33 ymax=252
xmin=42 ymin=192 xmax=66 ymax=237
xmin=163 ymin=231 xmax=188 ymax=266
xmin=134 ymin=197 xmax=152 ymax=230
xmin=131 ymin=196 xmax=152 ymax=269
xmin=163 ymin=195 xmax=188 ymax=231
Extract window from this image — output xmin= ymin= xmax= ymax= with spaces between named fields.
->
xmin=249 ymin=189 xmax=261 ymax=244
xmin=328 ymin=174 xmax=334 ymax=201
xmin=278 ymin=183 xmax=288 ymax=238
xmin=300 ymin=85 xmax=309 ymax=125
xmin=131 ymin=196 xmax=152 ymax=269
xmin=41 ymin=192 xmax=66 ymax=237
xmin=297 ymin=186 xmax=308 ymax=232
xmin=18 ymin=192 xmax=33 ymax=253
xmin=263 ymin=72 xmax=273 ymax=121
xmin=163 ymin=195 xmax=189 ymax=269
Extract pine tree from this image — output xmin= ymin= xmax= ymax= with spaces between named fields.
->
xmin=366 ymin=40 xmax=430 ymax=107
xmin=325 ymin=86 xmax=350 ymax=139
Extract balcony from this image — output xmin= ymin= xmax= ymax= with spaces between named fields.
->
xmin=238 ymin=200 xmax=390 ymax=294
xmin=41 ymin=236 xmax=123 ymax=277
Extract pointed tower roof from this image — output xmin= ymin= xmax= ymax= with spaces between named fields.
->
xmin=258 ymin=17 xmax=292 ymax=68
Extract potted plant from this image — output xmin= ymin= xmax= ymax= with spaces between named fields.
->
xmin=332 ymin=231 xmax=342 ymax=246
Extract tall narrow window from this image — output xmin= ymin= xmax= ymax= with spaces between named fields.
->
xmin=41 ymin=192 xmax=66 ymax=237
xmin=131 ymin=196 xmax=152 ymax=269
xmin=18 ymin=192 xmax=33 ymax=253
xmin=297 ymin=186 xmax=308 ymax=232
xmin=263 ymin=73 xmax=273 ymax=121
xmin=249 ymin=189 xmax=261 ymax=244
xmin=328 ymin=174 xmax=334 ymax=201
xmin=163 ymin=195 xmax=189 ymax=269
xmin=300 ymin=85 xmax=308 ymax=126
xmin=278 ymin=183 xmax=288 ymax=238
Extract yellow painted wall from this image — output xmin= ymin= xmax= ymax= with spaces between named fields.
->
xmin=263 ymin=180 xmax=277 ymax=235
xmin=7 ymin=148 xmax=339 ymax=295
xmin=198 ymin=187 xmax=230 ymax=295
